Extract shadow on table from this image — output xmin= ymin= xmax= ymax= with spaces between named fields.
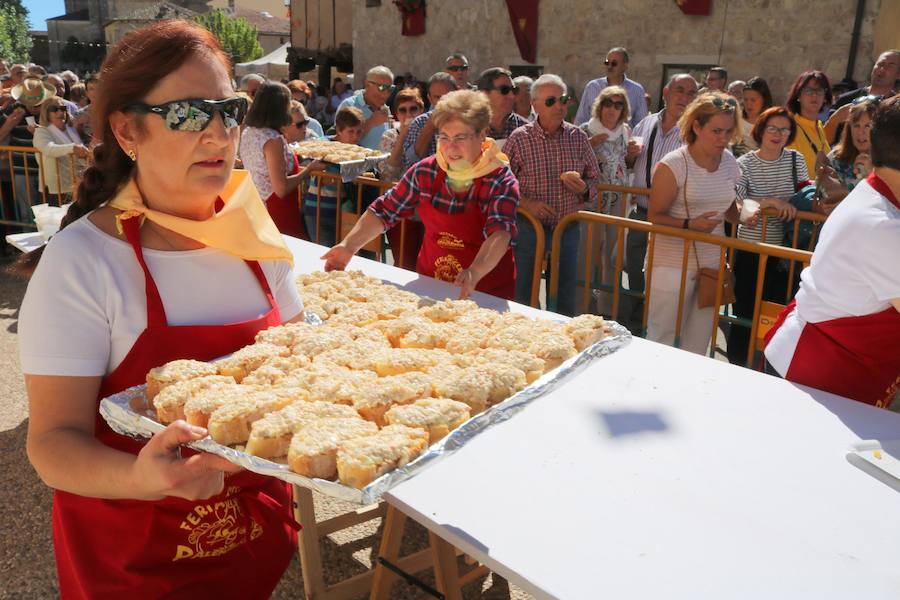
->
xmin=804 ymin=384 xmax=900 ymax=441
xmin=596 ymin=409 xmax=670 ymax=437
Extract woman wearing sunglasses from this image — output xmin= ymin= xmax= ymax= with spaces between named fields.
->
xmin=323 ymin=89 xmax=519 ymax=300
xmin=33 ymin=95 xmax=90 ymax=200
xmin=578 ymin=85 xmax=635 ymax=315
xmin=647 ymin=91 xmax=752 ymax=354
xmin=16 ymin=22 xmax=305 ymax=598
xmin=785 ymin=71 xmax=833 ymax=175
xmin=240 ymin=81 xmax=325 ymax=239
xmin=379 ymin=87 xmax=424 ymax=182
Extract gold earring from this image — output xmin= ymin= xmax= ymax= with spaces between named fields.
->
xmin=128 ymin=149 xmax=136 ymax=162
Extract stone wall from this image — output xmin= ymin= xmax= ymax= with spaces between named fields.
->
xmin=351 ymin=0 xmax=885 ymax=111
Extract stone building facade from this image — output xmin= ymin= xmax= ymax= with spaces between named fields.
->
xmin=349 ymin=0 xmax=896 ymax=111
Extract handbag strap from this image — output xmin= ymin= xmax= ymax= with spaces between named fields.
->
xmin=679 ymin=149 xmax=702 ymax=272
xmin=644 ymin=119 xmax=660 ymax=187
xmin=791 ymin=149 xmax=798 ymax=189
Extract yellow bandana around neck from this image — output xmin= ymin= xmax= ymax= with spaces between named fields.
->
xmin=436 ymin=138 xmax=509 ymax=192
xmin=107 ymin=169 xmax=293 ymax=266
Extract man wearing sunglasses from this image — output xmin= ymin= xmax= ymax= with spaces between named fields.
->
xmin=445 ymin=53 xmax=476 ymax=90
xmin=477 ymin=67 xmax=528 ymax=150
xmin=337 ymin=65 xmax=395 ymax=150
xmin=575 ymin=47 xmax=648 ymax=129
xmin=505 ymin=74 xmax=599 ymax=316
xmin=403 ymin=72 xmax=458 ymax=170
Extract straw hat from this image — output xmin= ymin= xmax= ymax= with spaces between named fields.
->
xmin=10 ymin=76 xmax=56 ymax=107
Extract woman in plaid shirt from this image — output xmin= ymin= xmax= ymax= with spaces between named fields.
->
xmin=323 ymin=90 xmax=520 ymax=299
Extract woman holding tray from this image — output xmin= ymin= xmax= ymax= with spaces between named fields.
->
xmin=240 ymin=80 xmax=324 ymax=239
xmin=16 ymin=22 xmax=304 ymax=599
xmin=323 ymin=89 xmax=520 ymax=300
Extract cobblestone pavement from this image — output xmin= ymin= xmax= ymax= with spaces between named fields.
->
xmin=0 ymin=251 xmax=528 ymax=600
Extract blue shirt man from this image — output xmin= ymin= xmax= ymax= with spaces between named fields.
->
xmin=574 ymin=47 xmax=648 ymax=128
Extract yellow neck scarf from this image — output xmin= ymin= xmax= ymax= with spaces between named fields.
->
xmin=435 ymin=138 xmax=509 ymax=192
xmin=107 ymin=169 xmax=293 ymax=265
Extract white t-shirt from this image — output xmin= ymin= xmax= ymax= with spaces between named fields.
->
xmin=651 ymin=146 xmax=741 ymax=269
xmin=19 ymin=216 xmax=304 ymax=377
xmin=765 ymin=178 xmax=900 ymax=374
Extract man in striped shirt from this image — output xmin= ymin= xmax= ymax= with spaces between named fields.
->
xmin=505 ymin=74 xmax=600 ymax=316
xmin=621 ymin=73 xmax=697 ymax=331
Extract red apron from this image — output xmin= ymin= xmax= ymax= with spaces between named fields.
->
xmin=764 ymin=172 xmax=900 ymax=408
xmin=52 ymin=216 xmax=297 ymax=599
xmin=266 ymin=152 xmax=308 ymax=239
xmin=415 ymin=167 xmax=516 ymax=299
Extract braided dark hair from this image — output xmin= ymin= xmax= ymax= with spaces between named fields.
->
xmin=13 ymin=20 xmax=231 ymax=276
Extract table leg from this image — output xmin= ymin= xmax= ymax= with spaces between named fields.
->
xmin=429 ymin=530 xmax=464 ymax=600
xmin=293 ymin=484 xmax=327 ymax=599
xmin=369 ymin=504 xmax=407 ymax=600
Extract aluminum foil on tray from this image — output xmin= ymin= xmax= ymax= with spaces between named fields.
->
xmin=292 ymin=145 xmax=389 ymax=183
xmin=100 ymin=319 xmax=631 ymax=505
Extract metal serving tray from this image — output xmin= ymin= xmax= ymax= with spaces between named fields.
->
xmin=100 ymin=318 xmax=631 ymax=505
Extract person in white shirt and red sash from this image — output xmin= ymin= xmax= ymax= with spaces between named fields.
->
xmin=323 ymin=89 xmax=520 ymax=300
xmin=17 ymin=22 xmax=304 ymax=598
xmin=765 ymin=94 xmax=900 ymax=409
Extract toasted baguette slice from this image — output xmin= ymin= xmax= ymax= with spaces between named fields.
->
xmin=215 ymin=343 xmax=290 ymax=383
xmin=467 ymin=348 xmax=545 ymax=383
xmin=336 ymin=424 xmax=429 ymax=489
xmin=184 ymin=385 xmax=257 ymax=429
xmin=207 ymin=390 xmax=298 ymax=446
xmin=246 ymin=401 xmax=360 ymax=459
xmin=307 ymin=369 xmax=378 ymax=404
xmin=475 ymin=364 xmax=527 ymax=405
xmin=352 ymin=371 xmax=433 ymax=426
xmin=429 ymin=365 xmax=490 ymax=413
xmin=152 ymin=375 xmax=237 ymax=424
xmin=418 ymin=299 xmax=478 ymax=322
xmin=287 ymin=418 xmax=378 ymax=479
xmin=373 ymin=348 xmax=451 ymax=377
xmin=146 ymin=359 xmax=217 ymax=401
xmin=384 ymin=398 xmax=470 ymax=443
xmin=254 ymin=322 xmax=315 ymax=348
xmin=291 ymin=328 xmax=355 ymax=359
xmin=528 ymin=332 xmax=577 ymax=371
xmin=240 ymin=354 xmax=311 ymax=386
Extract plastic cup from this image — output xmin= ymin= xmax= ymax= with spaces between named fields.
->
xmin=740 ymin=199 xmax=760 ymax=222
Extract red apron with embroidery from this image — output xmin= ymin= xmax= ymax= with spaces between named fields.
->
xmin=415 ymin=167 xmax=516 ymax=299
xmin=266 ymin=152 xmax=308 ymax=239
xmin=52 ymin=216 xmax=297 ymax=599
xmin=764 ymin=172 xmax=900 ymax=408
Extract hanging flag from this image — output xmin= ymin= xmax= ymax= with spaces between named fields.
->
xmin=675 ymin=0 xmax=711 ymax=16
xmin=505 ymin=0 xmax=538 ymax=63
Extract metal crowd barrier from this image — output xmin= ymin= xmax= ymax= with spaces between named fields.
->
xmin=0 ymin=145 xmax=84 ymax=229
xmin=548 ymin=211 xmax=814 ymax=367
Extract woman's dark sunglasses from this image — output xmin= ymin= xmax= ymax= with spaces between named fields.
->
xmin=48 ymin=106 xmax=68 ymax=114
xmin=494 ymin=85 xmax=519 ymax=96
xmin=711 ymin=96 xmax=739 ymax=111
xmin=852 ymin=94 xmax=884 ymax=106
xmin=295 ymin=119 xmax=309 ymax=128
xmin=396 ymin=106 xmax=420 ymax=114
xmin=601 ymin=99 xmax=625 ymax=110
xmin=544 ymin=94 xmax=571 ymax=107
xmin=123 ymin=97 xmax=248 ymax=132
xmin=446 ymin=65 xmax=468 ymax=72
xmin=604 ymin=60 xmax=618 ymax=67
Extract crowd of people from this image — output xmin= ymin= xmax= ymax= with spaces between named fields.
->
xmin=5 ymin=19 xmax=899 ymax=599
